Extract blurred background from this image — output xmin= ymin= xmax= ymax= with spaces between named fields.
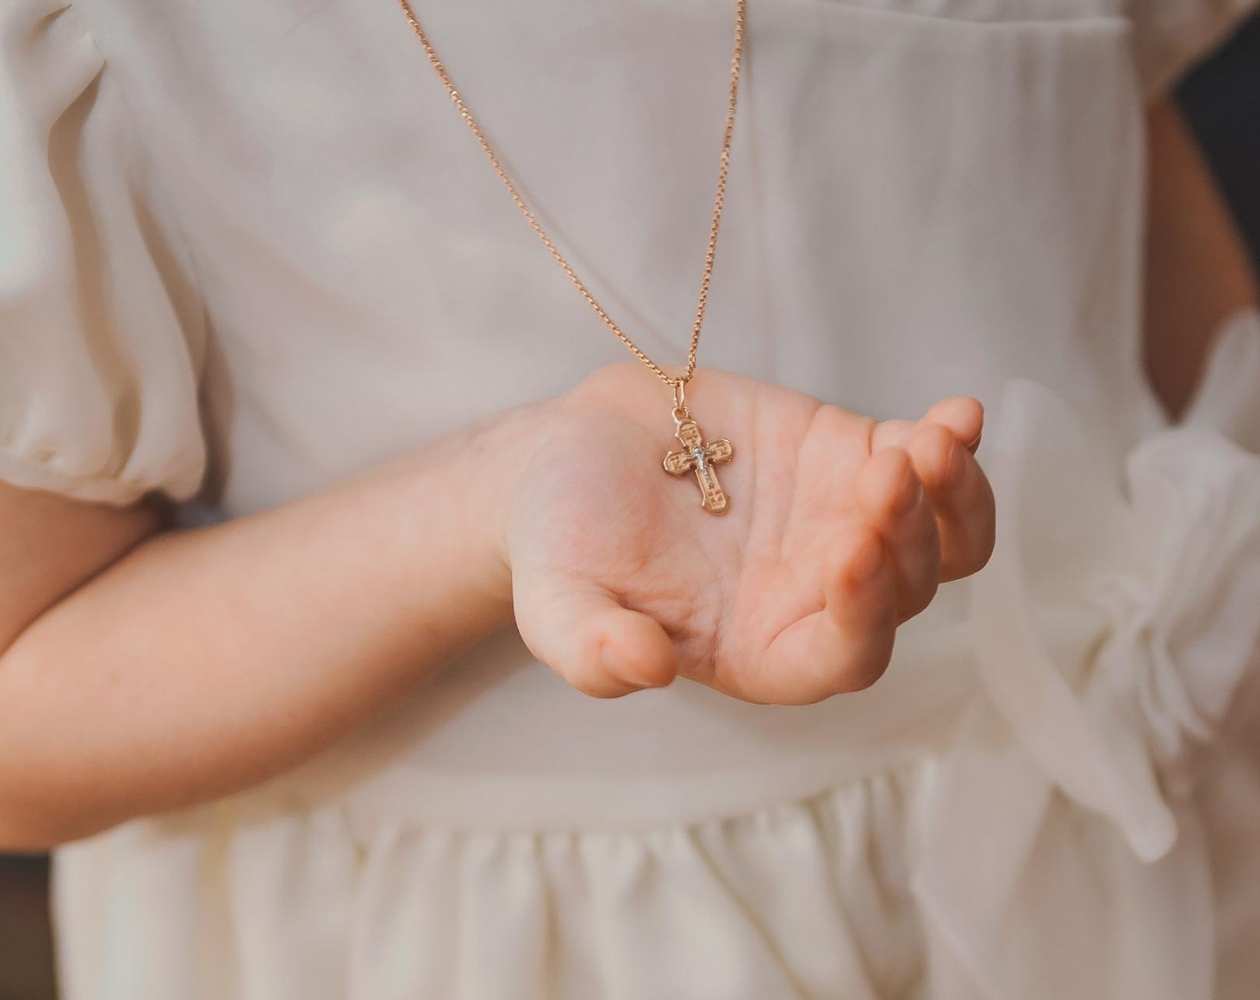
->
xmin=1 ymin=14 xmax=1257 ymax=1000
xmin=1181 ymin=13 xmax=1260 ymax=270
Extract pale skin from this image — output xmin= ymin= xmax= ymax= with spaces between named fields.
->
xmin=0 ymin=103 xmax=1253 ymax=850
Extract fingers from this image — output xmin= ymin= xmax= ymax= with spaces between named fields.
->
xmin=905 ymin=423 xmax=996 ymax=581
xmin=513 ymin=573 xmax=677 ymax=698
xmin=870 ymin=396 xmax=993 ymax=581
xmin=869 ymin=418 xmax=916 ymax=453
xmin=759 ymin=527 xmax=898 ymax=704
xmin=872 ymin=396 xmax=984 ymax=454
xmin=922 ymin=396 xmax=984 ymax=453
xmin=855 ymin=447 xmax=941 ymax=621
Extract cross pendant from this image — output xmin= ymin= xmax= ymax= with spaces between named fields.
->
xmin=663 ymin=416 xmax=735 ymax=514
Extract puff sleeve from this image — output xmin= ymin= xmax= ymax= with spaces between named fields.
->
xmin=1130 ymin=0 xmax=1259 ymax=97
xmin=0 ymin=1 xmax=206 ymax=505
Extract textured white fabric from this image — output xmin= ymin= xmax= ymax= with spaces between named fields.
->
xmin=2 ymin=0 xmax=1258 ymax=997
xmin=917 ymin=310 xmax=1260 ymax=998
xmin=0 ymin=1 xmax=205 ymax=502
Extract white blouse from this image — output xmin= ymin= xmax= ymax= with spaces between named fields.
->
xmin=3 ymin=1 xmax=1260 ymax=998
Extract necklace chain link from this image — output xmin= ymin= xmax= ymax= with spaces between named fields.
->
xmin=394 ymin=0 xmax=747 ymax=392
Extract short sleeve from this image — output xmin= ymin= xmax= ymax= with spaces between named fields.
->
xmin=1129 ymin=0 xmax=1259 ymax=97
xmin=0 ymin=1 xmax=207 ymax=505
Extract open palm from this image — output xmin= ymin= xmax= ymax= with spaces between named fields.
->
xmin=508 ymin=365 xmax=994 ymax=705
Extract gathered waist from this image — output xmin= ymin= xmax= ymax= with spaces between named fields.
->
xmin=228 ymin=599 xmax=983 ymax=835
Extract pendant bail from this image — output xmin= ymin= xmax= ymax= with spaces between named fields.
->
xmin=671 ymin=378 xmax=690 ymax=424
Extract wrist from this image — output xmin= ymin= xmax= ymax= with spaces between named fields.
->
xmin=387 ymin=396 xmax=565 ymax=644
xmin=459 ymin=397 xmax=566 ymax=610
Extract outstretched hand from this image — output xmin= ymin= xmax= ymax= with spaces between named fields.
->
xmin=507 ymin=365 xmax=995 ymax=705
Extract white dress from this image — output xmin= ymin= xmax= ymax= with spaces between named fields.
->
xmin=3 ymin=0 xmax=1260 ymax=996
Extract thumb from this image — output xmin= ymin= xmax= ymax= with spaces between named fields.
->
xmin=513 ymin=571 xmax=677 ymax=698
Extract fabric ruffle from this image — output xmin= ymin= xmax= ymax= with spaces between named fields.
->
xmin=0 ymin=1 xmax=205 ymax=504
xmin=57 ymin=763 xmax=936 ymax=1000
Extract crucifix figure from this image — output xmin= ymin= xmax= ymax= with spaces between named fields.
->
xmin=663 ymin=417 xmax=734 ymax=514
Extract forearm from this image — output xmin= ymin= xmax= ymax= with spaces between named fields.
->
xmin=0 ymin=403 xmax=545 ymax=849
xmin=1143 ymin=101 xmax=1257 ymax=418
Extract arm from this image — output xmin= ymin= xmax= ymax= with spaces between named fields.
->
xmin=1143 ymin=100 xmax=1258 ymax=418
xmin=0 ymin=407 xmax=537 ymax=850
xmin=0 ymin=368 xmax=995 ymax=851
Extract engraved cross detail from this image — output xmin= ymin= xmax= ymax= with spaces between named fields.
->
xmin=663 ymin=418 xmax=734 ymax=514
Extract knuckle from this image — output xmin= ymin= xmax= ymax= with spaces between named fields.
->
xmin=836 ymin=647 xmax=894 ymax=693
xmin=900 ymin=577 xmax=939 ymax=621
xmin=966 ymin=527 xmax=997 ymax=577
xmin=942 ymin=528 xmax=995 ymax=581
xmin=828 ymin=625 xmax=897 ymax=695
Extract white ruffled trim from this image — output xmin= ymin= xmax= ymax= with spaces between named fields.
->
xmin=0 ymin=446 xmax=174 ymax=505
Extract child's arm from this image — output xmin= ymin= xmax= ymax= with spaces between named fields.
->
xmin=0 ymin=405 xmax=540 ymax=850
xmin=0 ymin=369 xmax=993 ymax=851
xmin=1143 ymin=100 xmax=1258 ymax=418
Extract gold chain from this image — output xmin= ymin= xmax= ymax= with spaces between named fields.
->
xmin=394 ymin=0 xmax=747 ymax=392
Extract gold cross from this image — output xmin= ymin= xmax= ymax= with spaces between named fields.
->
xmin=663 ymin=418 xmax=734 ymax=514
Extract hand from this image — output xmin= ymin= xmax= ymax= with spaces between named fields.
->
xmin=505 ymin=365 xmax=995 ymax=705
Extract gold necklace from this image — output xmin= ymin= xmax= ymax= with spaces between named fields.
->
xmin=394 ymin=0 xmax=746 ymax=514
